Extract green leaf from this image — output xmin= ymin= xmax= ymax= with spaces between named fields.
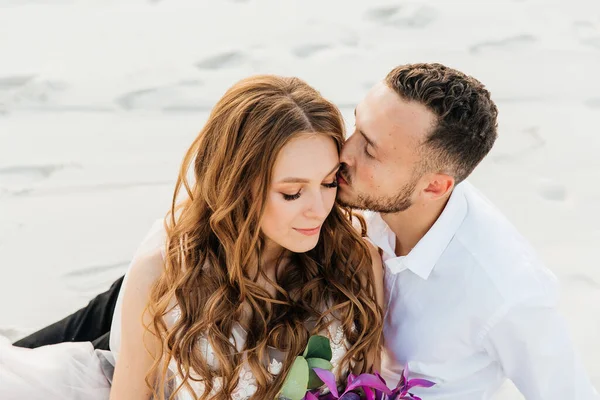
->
xmin=302 ymin=335 xmax=332 ymax=361
xmin=280 ymin=356 xmax=309 ymax=400
xmin=306 ymin=358 xmax=333 ymax=389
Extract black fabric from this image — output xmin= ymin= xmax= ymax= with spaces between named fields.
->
xmin=92 ymin=331 xmax=111 ymax=351
xmin=13 ymin=276 xmax=124 ymax=351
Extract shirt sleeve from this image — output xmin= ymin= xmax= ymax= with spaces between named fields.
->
xmin=482 ymin=298 xmax=599 ymax=399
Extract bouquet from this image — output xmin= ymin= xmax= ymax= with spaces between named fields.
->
xmin=279 ymin=335 xmax=435 ymax=400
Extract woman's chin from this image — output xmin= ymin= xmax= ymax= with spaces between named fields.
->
xmin=284 ymin=237 xmax=320 ymax=254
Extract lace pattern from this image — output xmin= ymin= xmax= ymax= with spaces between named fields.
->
xmin=168 ymin=306 xmax=348 ymax=399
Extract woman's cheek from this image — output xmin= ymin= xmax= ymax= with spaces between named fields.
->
xmin=325 ymin=189 xmax=336 ymax=214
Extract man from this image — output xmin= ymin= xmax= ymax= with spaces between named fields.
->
xmin=15 ymin=63 xmax=598 ymax=399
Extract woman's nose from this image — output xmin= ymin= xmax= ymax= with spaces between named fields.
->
xmin=305 ymin=193 xmax=328 ymax=220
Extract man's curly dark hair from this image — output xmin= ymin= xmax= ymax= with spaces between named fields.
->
xmin=385 ymin=63 xmax=498 ymax=183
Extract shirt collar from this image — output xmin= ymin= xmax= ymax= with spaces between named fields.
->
xmin=365 ymin=182 xmax=469 ymax=279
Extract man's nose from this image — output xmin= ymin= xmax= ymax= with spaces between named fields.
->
xmin=340 ymin=136 xmax=354 ymax=166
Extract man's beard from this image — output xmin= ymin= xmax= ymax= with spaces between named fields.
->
xmin=337 ymin=165 xmax=419 ymax=213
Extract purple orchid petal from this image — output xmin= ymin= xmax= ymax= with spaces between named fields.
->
xmin=363 ymin=387 xmax=376 ymax=400
xmin=399 ymin=394 xmax=422 ymax=400
xmin=405 ymin=378 xmax=436 ymax=390
xmin=344 ymin=373 xmax=392 ymax=394
xmin=391 ymin=386 xmax=411 ymax=400
xmin=339 ymin=392 xmax=361 ymax=400
xmin=313 ymin=368 xmax=339 ymax=398
xmin=374 ymin=372 xmax=387 ymax=386
xmin=373 ymin=372 xmax=388 ymax=400
xmin=303 ymin=392 xmax=319 ymax=400
xmin=396 ymin=372 xmax=408 ymax=390
xmin=372 ymin=372 xmax=389 ymax=400
xmin=402 ymin=364 xmax=410 ymax=381
xmin=347 ymin=372 xmax=357 ymax=387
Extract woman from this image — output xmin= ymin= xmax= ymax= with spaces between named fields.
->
xmin=0 ymin=75 xmax=384 ymax=400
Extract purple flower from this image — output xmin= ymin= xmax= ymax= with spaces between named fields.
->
xmin=300 ymin=364 xmax=435 ymax=400
xmin=302 ymin=367 xmax=434 ymax=400
xmin=386 ymin=365 xmax=436 ymax=400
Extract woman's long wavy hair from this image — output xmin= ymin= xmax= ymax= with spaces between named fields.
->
xmin=146 ymin=75 xmax=382 ymax=399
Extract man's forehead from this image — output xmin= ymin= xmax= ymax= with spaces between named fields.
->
xmin=359 ymin=83 xmax=402 ymax=125
xmin=357 ymin=82 xmax=435 ymax=147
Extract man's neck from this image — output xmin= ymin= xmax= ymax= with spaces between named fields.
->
xmin=381 ymin=197 xmax=450 ymax=257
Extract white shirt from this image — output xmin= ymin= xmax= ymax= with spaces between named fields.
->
xmin=367 ymin=181 xmax=598 ymax=399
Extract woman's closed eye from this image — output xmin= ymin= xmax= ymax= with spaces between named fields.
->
xmin=282 ymin=190 xmax=302 ymax=201
xmin=323 ymin=180 xmax=338 ymax=189
xmin=282 ymin=181 xmax=338 ymax=201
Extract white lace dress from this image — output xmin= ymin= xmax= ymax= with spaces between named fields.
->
xmin=0 ymin=220 xmax=351 ymax=400
xmin=145 ymin=305 xmax=349 ymax=400
xmin=108 ymin=220 xmax=350 ymax=400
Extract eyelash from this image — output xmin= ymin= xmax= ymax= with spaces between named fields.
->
xmin=282 ymin=180 xmax=338 ymax=201
xmin=355 ymin=126 xmax=374 ymax=159
xmin=283 ymin=192 xmax=302 ymax=201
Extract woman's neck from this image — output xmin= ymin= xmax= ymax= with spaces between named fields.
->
xmin=260 ymin=239 xmax=289 ymax=281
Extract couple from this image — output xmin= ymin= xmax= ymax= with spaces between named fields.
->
xmin=2 ymin=63 xmax=598 ymax=400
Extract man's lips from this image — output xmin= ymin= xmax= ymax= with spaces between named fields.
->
xmin=337 ymin=173 xmax=348 ymax=186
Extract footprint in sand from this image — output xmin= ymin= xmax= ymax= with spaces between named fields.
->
xmin=62 ymin=261 xmax=130 ymax=294
xmin=389 ymin=5 xmax=437 ymax=29
xmin=177 ymin=79 xmax=204 ymax=87
xmin=115 ymin=80 xmax=205 ymax=111
xmin=115 ymin=88 xmax=157 ymax=110
xmin=584 ymin=98 xmax=600 ymax=108
xmin=292 ymin=44 xmax=331 ymax=59
xmin=0 ymin=327 xmax=27 ymax=342
xmin=340 ymin=33 xmax=359 ymax=47
xmin=364 ymin=5 xmax=436 ymax=29
xmin=0 ymin=164 xmax=67 ymax=188
xmin=364 ymin=6 xmax=401 ymax=24
xmin=0 ymin=76 xmax=68 ymax=110
xmin=469 ymin=34 xmax=537 ymax=54
xmin=537 ymin=178 xmax=567 ymax=202
xmin=573 ymin=20 xmax=600 ymax=50
xmin=491 ymin=126 xmax=545 ymax=164
xmin=0 ymin=75 xmax=36 ymax=90
xmin=195 ymin=51 xmax=246 ymax=70
xmin=564 ymin=274 xmax=600 ymax=289
xmin=0 ymin=75 xmax=35 ymax=113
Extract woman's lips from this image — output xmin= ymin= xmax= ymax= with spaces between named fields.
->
xmin=294 ymin=226 xmax=321 ymax=236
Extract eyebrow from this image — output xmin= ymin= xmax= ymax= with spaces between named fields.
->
xmin=278 ymin=163 xmax=341 ymax=184
xmin=354 ymin=108 xmax=377 ymax=149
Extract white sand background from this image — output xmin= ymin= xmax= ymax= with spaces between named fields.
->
xmin=1 ymin=0 xmax=599 ymax=397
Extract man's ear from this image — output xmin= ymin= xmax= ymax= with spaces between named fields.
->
xmin=422 ymin=173 xmax=454 ymax=200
